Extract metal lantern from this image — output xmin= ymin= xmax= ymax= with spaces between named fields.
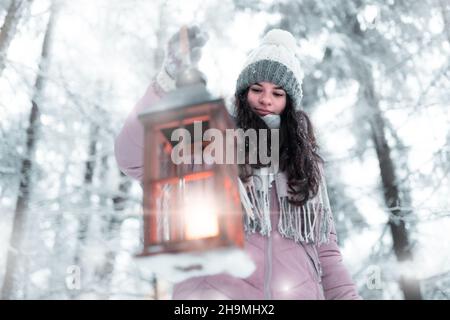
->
xmin=137 ymin=68 xmax=244 ymax=256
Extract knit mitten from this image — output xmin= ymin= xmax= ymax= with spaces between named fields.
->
xmin=154 ymin=25 xmax=209 ymax=95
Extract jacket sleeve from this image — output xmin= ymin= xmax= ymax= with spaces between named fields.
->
xmin=114 ymin=81 xmax=164 ymax=181
xmin=318 ymin=218 xmax=362 ymax=300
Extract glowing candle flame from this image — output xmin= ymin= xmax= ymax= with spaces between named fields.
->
xmin=184 ymin=195 xmax=219 ymax=240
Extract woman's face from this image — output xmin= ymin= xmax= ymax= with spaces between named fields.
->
xmin=246 ymin=81 xmax=287 ymax=116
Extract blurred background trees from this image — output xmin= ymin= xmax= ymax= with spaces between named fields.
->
xmin=0 ymin=0 xmax=449 ymax=299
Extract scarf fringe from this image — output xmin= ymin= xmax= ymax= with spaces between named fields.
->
xmin=239 ymin=174 xmax=333 ymax=245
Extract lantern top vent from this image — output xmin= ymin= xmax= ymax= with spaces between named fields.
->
xmin=138 ymin=68 xmax=223 ymax=121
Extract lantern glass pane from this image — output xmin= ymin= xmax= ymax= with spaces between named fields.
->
xmin=139 ymin=99 xmax=245 ymax=255
xmin=153 ymin=173 xmax=220 ymax=244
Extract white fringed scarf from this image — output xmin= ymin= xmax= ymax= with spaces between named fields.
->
xmin=238 ymin=166 xmax=333 ymax=245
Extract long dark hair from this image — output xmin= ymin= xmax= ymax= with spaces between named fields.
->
xmin=234 ymin=88 xmax=324 ymax=207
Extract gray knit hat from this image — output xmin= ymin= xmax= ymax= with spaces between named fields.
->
xmin=235 ymin=29 xmax=304 ymax=110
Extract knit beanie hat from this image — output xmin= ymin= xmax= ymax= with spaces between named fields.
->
xmin=235 ymin=29 xmax=304 ymax=110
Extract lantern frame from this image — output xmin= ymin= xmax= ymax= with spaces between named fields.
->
xmin=137 ymin=83 xmax=244 ymax=257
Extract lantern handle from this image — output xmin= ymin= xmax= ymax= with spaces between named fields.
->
xmin=179 ymin=25 xmax=191 ymax=67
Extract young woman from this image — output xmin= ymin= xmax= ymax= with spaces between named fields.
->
xmin=115 ymin=26 xmax=361 ymax=300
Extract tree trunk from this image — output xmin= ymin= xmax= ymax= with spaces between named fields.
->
xmin=439 ymin=0 xmax=450 ymax=44
xmin=361 ymin=69 xmax=422 ymax=300
xmin=1 ymin=2 xmax=55 ymax=300
xmin=339 ymin=7 xmax=423 ymax=299
xmin=70 ymin=121 xmax=99 ymax=299
xmin=0 ymin=0 xmax=31 ymax=76
xmin=48 ymin=160 xmax=70 ymax=298
xmin=77 ymin=122 xmax=99 ymax=249
xmin=95 ymin=162 xmax=131 ymax=299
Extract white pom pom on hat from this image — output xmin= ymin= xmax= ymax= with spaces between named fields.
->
xmin=261 ymin=29 xmax=298 ymax=52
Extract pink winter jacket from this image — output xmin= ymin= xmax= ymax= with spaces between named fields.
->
xmin=114 ymin=82 xmax=362 ymax=300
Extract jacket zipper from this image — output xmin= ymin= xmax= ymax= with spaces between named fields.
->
xmin=312 ymin=245 xmax=323 ymax=281
xmin=263 ymin=180 xmax=275 ymax=300
xmin=310 ymin=245 xmax=325 ymax=299
xmin=264 ymin=234 xmax=273 ymax=300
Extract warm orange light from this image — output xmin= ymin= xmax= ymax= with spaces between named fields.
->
xmin=183 ymin=191 xmax=219 ymax=240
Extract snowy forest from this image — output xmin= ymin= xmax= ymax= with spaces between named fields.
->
xmin=1 ymin=0 xmax=449 ymax=300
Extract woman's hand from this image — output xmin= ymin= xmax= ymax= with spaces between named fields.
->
xmin=163 ymin=25 xmax=209 ymax=80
